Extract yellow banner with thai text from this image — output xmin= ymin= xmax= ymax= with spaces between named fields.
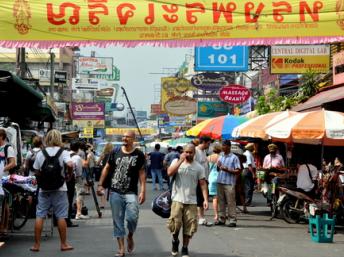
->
xmin=0 ymin=0 xmax=343 ymax=44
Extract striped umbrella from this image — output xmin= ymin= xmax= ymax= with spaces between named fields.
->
xmin=186 ymin=115 xmax=248 ymax=140
xmin=232 ymin=110 xmax=298 ymax=140
xmin=266 ymin=109 xmax=344 ymax=146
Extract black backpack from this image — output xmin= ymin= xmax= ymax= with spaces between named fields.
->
xmin=37 ymin=148 xmax=65 ymax=190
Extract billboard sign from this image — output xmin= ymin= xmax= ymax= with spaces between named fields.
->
xmin=151 ymin=104 xmax=162 ymax=115
xmin=271 ymin=45 xmax=330 ymax=74
xmin=73 ymin=120 xmax=105 ymax=129
xmin=106 ymin=128 xmax=155 ymax=135
xmin=54 ymin=71 xmax=67 ymax=83
xmin=164 ymin=96 xmax=197 ymax=116
xmin=161 ymin=77 xmax=194 ymax=112
xmin=219 ymin=85 xmax=251 ymax=104
xmin=70 ymin=103 xmax=105 ymax=120
xmin=197 ymin=101 xmax=229 ymax=118
xmin=195 ymin=46 xmax=249 ymax=71
xmin=78 ymin=57 xmax=113 ymax=75
xmin=191 ymin=73 xmax=234 ymax=90
xmin=72 ymin=78 xmax=117 ymax=91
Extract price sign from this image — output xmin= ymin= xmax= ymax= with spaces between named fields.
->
xmin=195 ymin=46 xmax=249 ymax=71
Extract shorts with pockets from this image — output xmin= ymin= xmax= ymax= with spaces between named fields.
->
xmin=167 ymin=201 xmax=198 ymax=237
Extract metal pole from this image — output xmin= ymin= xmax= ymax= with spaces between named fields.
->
xmin=50 ymin=50 xmax=55 ymax=99
xmin=121 ymin=86 xmax=144 ymax=142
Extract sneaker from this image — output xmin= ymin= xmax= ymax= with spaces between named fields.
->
xmin=181 ymin=246 xmax=189 ymax=257
xmin=227 ymin=223 xmax=237 ymax=227
xmin=171 ymin=239 xmax=179 ymax=256
xmin=75 ymin=214 xmax=89 ymax=220
xmin=198 ymin=218 xmax=206 ymax=225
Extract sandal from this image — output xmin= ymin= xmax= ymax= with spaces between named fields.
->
xmin=115 ymin=252 xmax=125 ymax=257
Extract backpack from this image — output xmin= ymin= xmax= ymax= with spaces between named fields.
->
xmin=152 ymin=174 xmax=176 ymax=219
xmin=36 ymin=148 xmax=65 ymax=190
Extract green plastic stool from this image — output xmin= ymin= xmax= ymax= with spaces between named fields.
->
xmin=309 ymin=214 xmax=336 ymax=243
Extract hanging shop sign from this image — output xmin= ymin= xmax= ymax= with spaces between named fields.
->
xmin=73 ymin=120 xmax=105 ymax=129
xmin=191 ymin=73 xmax=234 ymax=90
xmin=219 ymin=85 xmax=251 ymax=104
xmin=270 ymin=45 xmax=330 ymax=74
xmin=164 ymin=96 xmax=197 ymax=116
xmin=78 ymin=57 xmax=113 ymax=75
xmin=82 ymin=127 xmax=94 ymax=138
xmin=70 ymin=102 xmax=105 ymax=120
xmin=195 ymin=46 xmax=249 ymax=71
xmin=72 ymin=78 xmax=117 ymax=91
xmin=161 ymin=77 xmax=195 ymax=112
xmin=197 ymin=101 xmax=229 ymax=118
xmin=54 ymin=71 xmax=67 ymax=83
xmin=1 ymin=1 xmax=343 ymax=47
xmin=106 ymin=128 xmax=155 ymax=135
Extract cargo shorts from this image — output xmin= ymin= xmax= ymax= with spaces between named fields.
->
xmin=167 ymin=201 xmax=198 ymax=237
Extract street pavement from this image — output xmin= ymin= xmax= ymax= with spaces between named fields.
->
xmin=1 ymin=181 xmax=344 ymax=257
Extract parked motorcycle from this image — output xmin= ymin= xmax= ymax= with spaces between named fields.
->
xmin=278 ymin=186 xmax=316 ymax=223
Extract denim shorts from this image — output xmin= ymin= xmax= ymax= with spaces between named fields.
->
xmin=36 ymin=191 xmax=68 ymax=219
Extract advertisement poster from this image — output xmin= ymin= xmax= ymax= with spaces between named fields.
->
xmin=197 ymin=101 xmax=229 ymax=118
xmin=70 ymin=102 xmax=105 ymax=120
xmin=78 ymin=57 xmax=113 ymax=75
xmin=161 ymin=77 xmax=194 ymax=112
xmin=271 ymin=45 xmax=330 ymax=74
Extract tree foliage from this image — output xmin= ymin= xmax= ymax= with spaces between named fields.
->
xmin=255 ymin=71 xmax=319 ymax=115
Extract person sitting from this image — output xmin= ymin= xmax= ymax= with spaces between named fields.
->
xmin=263 ymin=144 xmax=285 ymax=170
xmin=296 ymin=158 xmax=318 ymax=198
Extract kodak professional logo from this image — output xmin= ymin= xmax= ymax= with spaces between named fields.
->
xmin=272 ymin=58 xmax=283 ymax=69
xmin=284 ymin=58 xmax=305 ymax=64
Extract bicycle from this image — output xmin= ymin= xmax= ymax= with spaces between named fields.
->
xmin=3 ymin=183 xmax=34 ymax=231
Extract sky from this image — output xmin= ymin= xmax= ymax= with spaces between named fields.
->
xmin=81 ymin=46 xmax=192 ymax=114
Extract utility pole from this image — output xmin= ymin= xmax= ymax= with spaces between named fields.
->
xmin=121 ymin=86 xmax=144 ymax=142
xmin=16 ymin=48 xmax=26 ymax=78
xmin=49 ymin=49 xmax=55 ymax=99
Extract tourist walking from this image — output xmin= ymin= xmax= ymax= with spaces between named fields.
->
xmin=97 ymin=131 xmax=146 ymax=257
xmin=167 ymin=144 xmax=208 ymax=257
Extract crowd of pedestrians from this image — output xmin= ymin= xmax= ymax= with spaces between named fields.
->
xmin=0 ymin=129 xmax=279 ymax=257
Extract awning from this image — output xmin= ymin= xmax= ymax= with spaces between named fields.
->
xmin=28 ymin=104 xmax=57 ymax=123
xmin=292 ymin=86 xmax=344 ymax=112
xmin=0 ymin=70 xmax=55 ymax=122
xmin=0 ymin=70 xmax=43 ymax=102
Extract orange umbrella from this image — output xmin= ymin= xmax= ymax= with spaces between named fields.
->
xmin=266 ymin=109 xmax=344 ymax=146
xmin=232 ymin=110 xmax=298 ymax=140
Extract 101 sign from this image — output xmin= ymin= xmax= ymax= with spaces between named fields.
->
xmin=195 ymin=46 xmax=249 ymax=72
